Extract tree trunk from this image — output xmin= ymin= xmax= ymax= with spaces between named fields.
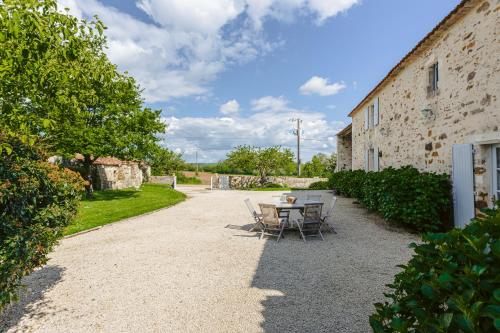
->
xmin=259 ymin=170 xmax=267 ymax=186
xmin=83 ymin=154 xmax=94 ymax=199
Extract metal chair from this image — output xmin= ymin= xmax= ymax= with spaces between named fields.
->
xmin=296 ymin=203 xmax=324 ymax=242
xmin=321 ymin=197 xmax=337 ymax=233
xmin=258 ymin=204 xmax=286 ymax=242
xmin=244 ymin=199 xmax=263 ymax=232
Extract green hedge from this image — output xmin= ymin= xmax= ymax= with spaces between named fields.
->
xmin=370 ymin=206 xmax=500 ymax=332
xmin=329 ymin=166 xmax=452 ymax=232
xmin=0 ymin=135 xmax=84 ymax=309
xmin=308 ymin=181 xmax=330 ymax=190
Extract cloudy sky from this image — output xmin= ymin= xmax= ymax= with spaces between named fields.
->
xmin=59 ymin=0 xmax=459 ymax=162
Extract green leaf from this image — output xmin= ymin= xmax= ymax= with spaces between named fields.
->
xmin=421 ymin=284 xmax=435 ymax=299
xmin=455 ymin=314 xmax=475 ymax=333
xmin=481 ymin=305 xmax=500 ymax=319
xmin=494 ymin=289 xmax=500 ymax=303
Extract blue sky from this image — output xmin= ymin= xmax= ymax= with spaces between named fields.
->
xmin=60 ymin=0 xmax=460 ymax=162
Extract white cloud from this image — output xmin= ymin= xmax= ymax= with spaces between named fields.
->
xmin=251 ymin=95 xmax=290 ymax=111
xmin=58 ymin=0 xmax=358 ymax=103
xmin=219 ymin=99 xmax=241 ymax=115
xmin=299 ymin=76 xmax=346 ymax=96
xmin=162 ymin=96 xmax=346 ymax=162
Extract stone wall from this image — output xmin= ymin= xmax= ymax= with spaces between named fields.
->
xmin=211 ymin=175 xmax=327 ymax=189
xmin=336 ymin=134 xmax=352 ymax=171
xmin=351 ymin=0 xmax=499 ymax=208
xmin=94 ymin=162 xmax=143 ymax=190
xmin=149 ymin=175 xmax=176 ymax=188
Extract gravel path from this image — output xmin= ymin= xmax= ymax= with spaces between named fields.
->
xmin=1 ymin=186 xmax=417 ymax=333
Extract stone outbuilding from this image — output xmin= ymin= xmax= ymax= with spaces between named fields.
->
xmin=336 ymin=0 xmax=499 ymax=227
xmin=92 ymin=157 xmax=151 ymax=190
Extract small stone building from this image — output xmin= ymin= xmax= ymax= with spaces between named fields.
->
xmin=336 ymin=0 xmax=499 ymax=226
xmin=93 ymin=157 xmax=151 ymax=190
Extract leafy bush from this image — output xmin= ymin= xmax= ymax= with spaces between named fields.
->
xmin=370 ymin=207 xmax=500 ymax=333
xmin=176 ymin=173 xmax=202 ymax=185
xmin=329 ymin=166 xmax=451 ymax=232
xmin=308 ymin=181 xmax=330 ymax=190
xmin=329 ymin=169 xmax=366 ymax=198
xmin=0 ymin=135 xmax=84 ymax=309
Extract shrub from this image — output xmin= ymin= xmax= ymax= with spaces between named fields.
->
xmin=329 ymin=166 xmax=452 ymax=232
xmin=176 ymin=172 xmax=202 ymax=185
xmin=308 ymin=181 xmax=330 ymax=190
xmin=0 ymin=135 xmax=84 ymax=309
xmin=370 ymin=206 xmax=500 ymax=333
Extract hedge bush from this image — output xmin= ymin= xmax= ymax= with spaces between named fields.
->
xmin=0 ymin=135 xmax=84 ymax=309
xmin=329 ymin=166 xmax=452 ymax=232
xmin=308 ymin=181 xmax=330 ymax=190
xmin=370 ymin=206 xmax=500 ymax=332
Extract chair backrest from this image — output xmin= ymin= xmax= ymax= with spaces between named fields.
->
xmin=325 ymin=196 xmax=337 ymax=217
xmin=244 ymin=199 xmax=258 ymax=217
xmin=258 ymin=204 xmax=280 ymax=227
xmin=303 ymin=203 xmax=323 ymax=223
xmin=306 ymin=194 xmax=322 ymax=202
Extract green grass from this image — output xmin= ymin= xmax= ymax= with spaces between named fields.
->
xmin=65 ymin=183 xmax=186 ymax=236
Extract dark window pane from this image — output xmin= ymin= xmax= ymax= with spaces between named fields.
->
xmin=496 ymin=148 xmax=500 ymax=167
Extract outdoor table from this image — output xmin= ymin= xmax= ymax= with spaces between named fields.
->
xmin=273 ymin=200 xmax=323 ymax=229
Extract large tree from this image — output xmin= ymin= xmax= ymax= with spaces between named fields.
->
xmin=226 ymin=145 xmax=294 ymax=184
xmin=149 ymin=147 xmax=186 ymax=176
xmin=0 ymin=0 xmax=165 ymax=196
xmin=302 ymin=153 xmax=337 ymax=178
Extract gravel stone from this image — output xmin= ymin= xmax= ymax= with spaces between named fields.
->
xmin=0 ymin=186 xmax=417 ymax=333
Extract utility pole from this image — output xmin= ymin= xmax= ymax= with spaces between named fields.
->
xmin=291 ymin=118 xmax=302 ymax=176
xmin=195 ymin=150 xmax=199 ymax=174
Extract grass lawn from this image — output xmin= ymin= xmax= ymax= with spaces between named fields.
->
xmin=65 ymin=183 xmax=186 ymax=236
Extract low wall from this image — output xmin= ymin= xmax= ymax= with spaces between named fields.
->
xmin=149 ymin=175 xmax=177 ymax=188
xmin=211 ymin=175 xmax=327 ymax=189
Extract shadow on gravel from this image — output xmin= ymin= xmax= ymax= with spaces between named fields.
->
xmin=0 ymin=265 xmax=64 ymax=332
xmin=250 ymin=191 xmax=390 ymax=333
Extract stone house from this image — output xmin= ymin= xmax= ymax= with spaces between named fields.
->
xmin=92 ymin=157 xmax=150 ymax=190
xmin=336 ymin=0 xmax=499 ymax=227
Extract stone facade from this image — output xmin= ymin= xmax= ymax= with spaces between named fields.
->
xmin=336 ymin=124 xmax=353 ymax=171
xmin=338 ymin=0 xmax=499 ymax=210
xmin=211 ymin=175 xmax=327 ymax=189
xmin=93 ymin=157 xmax=149 ymax=190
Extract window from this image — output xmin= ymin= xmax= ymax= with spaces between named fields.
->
xmin=368 ymin=148 xmax=375 ymax=171
xmin=365 ymin=147 xmax=379 ymax=171
xmin=428 ymin=62 xmax=439 ymax=95
xmin=494 ymin=144 xmax=500 ymax=202
xmin=364 ymin=98 xmax=379 ymax=130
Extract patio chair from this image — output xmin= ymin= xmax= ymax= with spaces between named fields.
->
xmin=296 ymin=203 xmax=324 ymax=242
xmin=320 ymin=197 xmax=337 ymax=234
xmin=244 ymin=199 xmax=263 ymax=232
xmin=258 ymin=204 xmax=286 ymax=242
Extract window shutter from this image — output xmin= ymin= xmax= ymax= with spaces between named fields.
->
xmin=364 ymin=107 xmax=369 ymax=130
xmin=374 ymin=147 xmax=379 ymax=171
xmin=364 ymin=149 xmax=369 ymax=171
xmin=374 ymin=98 xmax=379 ymax=126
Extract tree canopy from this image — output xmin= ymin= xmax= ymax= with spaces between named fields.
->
xmin=301 ymin=153 xmax=337 ymax=178
xmin=0 ymin=0 xmax=165 ymax=195
xmin=226 ymin=145 xmax=294 ymax=183
xmin=149 ymin=147 xmax=186 ymax=176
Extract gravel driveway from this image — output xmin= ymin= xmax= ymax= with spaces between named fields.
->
xmin=1 ymin=186 xmax=417 ymax=333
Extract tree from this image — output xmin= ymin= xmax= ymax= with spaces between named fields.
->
xmin=149 ymin=147 xmax=186 ymax=176
xmin=226 ymin=145 xmax=294 ymax=184
xmin=0 ymin=0 xmax=165 ymax=197
xmin=302 ymin=153 xmax=337 ymax=178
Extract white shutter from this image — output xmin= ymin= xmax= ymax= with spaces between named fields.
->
xmin=364 ymin=149 xmax=369 ymax=171
xmin=374 ymin=147 xmax=379 ymax=171
xmin=364 ymin=107 xmax=369 ymax=130
xmin=374 ymin=98 xmax=379 ymax=126
xmin=452 ymin=144 xmax=475 ymax=228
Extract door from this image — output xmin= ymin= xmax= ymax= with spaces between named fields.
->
xmin=493 ymin=144 xmax=500 ymax=203
xmin=452 ymin=144 xmax=475 ymax=228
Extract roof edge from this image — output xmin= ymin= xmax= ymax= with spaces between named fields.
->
xmin=348 ymin=0 xmax=480 ymax=117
